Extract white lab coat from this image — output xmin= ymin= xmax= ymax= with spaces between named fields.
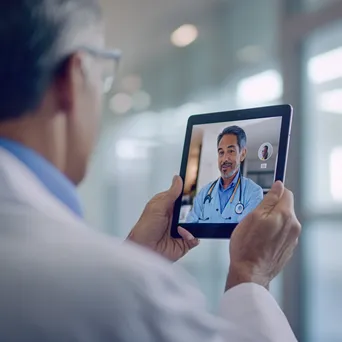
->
xmin=0 ymin=147 xmax=297 ymax=342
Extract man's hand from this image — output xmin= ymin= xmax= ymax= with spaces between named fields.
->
xmin=227 ymin=181 xmax=301 ymax=291
xmin=127 ymin=176 xmax=200 ymax=262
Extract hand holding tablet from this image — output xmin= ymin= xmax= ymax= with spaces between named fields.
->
xmin=171 ymin=104 xmax=293 ymax=239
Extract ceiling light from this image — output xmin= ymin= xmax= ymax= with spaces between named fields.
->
xmin=237 ymin=70 xmax=283 ymax=106
xmin=330 ymin=147 xmax=342 ymax=202
xmin=109 ymin=93 xmax=132 ymax=114
xmin=318 ymin=89 xmax=342 ymax=114
xmin=308 ymin=47 xmax=342 ymax=84
xmin=171 ymin=24 xmax=198 ymax=47
xmin=132 ymin=91 xmax=151 ymax=111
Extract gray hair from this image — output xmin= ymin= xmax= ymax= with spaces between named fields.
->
xmin=0 ymin=0 xmax=102 ymax=121
xmin=217 ymin=125 xmax=247 ymax=151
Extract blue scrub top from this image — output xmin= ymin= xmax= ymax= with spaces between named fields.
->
xmin=0 ymin=138 xmax=83 ymax=218
xmin=186 ymin=173 xmax=263 ymax=224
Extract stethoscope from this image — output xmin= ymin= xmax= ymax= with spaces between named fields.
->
xmin=199 ymin=173 xmax=244 ymax=221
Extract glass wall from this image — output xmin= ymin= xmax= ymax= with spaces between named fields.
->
xmin=303 ymin=20 xmax=342 ymax=214
xmin=302 ymin=19 xmax=342 ymax=342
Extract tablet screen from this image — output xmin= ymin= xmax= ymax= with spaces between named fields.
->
xmin=179 ymin=116 xmax=282 ymax=225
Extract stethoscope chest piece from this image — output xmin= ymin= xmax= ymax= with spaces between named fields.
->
xmin=202 ymin=173 xmax=245 ymax=218
xmin=235 ymin=202 xmax=244 ymax=215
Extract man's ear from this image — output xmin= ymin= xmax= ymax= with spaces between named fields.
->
xmin=54 ymin=53 xmax=84 ymax=114
xmin=240 ymin=147 xmax=247 ymax=162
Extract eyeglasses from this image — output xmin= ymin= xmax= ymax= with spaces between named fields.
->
xmin=77 ymin=46 xmax=122 ymax=94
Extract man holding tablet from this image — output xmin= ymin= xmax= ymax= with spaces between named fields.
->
xmin=186 ymin=125 xmax=263 ymax=224
xmin=0 ymin=1 xmax=300 ymax=342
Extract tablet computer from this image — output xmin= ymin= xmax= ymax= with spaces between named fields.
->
xmin=171 ymin=104 xmax=293 ymax=239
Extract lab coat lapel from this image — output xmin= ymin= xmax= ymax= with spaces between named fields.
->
xmin=221 ymin=179 xmax=239 ymax=219
xmin=210 ymin=181 xmax=221 ymax=219
xmin=221 ymin=194 xmax=237 ymax=219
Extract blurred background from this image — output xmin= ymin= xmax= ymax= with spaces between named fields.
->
xmin=78 ymin=0 xmax=342 ymax=341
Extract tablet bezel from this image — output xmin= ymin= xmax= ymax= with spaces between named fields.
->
xmin=171 ymin=104 xmax=293 ymax=239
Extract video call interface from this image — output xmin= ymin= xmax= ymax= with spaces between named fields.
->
xmin=179 ymin=116 xmax=282 ymax=225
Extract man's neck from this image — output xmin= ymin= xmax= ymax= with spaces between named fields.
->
xmin=0 ymin=118 xmax=63 ymax=175
xmin=222 ymin=170 xmax=239 ymax=190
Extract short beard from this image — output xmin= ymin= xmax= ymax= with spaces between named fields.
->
xmin=222 ymin=167 xmax=239 ymax=179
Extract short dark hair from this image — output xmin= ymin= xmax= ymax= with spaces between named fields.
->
xmin=263 ymin=145 xmax=269 ymax=150
xmin=0 ymin=0 xmax=102 ymax=121
xmin=217 ymin=125 xmax=247 ymax=151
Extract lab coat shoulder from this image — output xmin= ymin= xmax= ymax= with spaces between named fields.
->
xmin=243 ymin=176 xmax=264 ymax=198
xmin=201 ymin=180 xmax=215 ymax=194
xmin=196 ymin=180 xmax=218 ymax=200
xmin=186 ymin=180 xmax=218 ymax=222
xmin=243 ymin=176 xmax=263 ymax=193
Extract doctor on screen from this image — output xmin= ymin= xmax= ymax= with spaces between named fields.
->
xmin=186 ymin=125 xmax=264 ymax=224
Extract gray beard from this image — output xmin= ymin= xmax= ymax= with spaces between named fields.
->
xmin=222 ymin=166 xmax=239 ymax=179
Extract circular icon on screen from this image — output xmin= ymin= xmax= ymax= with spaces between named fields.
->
xmin=258 ymin=143 xmax=273 ymax=161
